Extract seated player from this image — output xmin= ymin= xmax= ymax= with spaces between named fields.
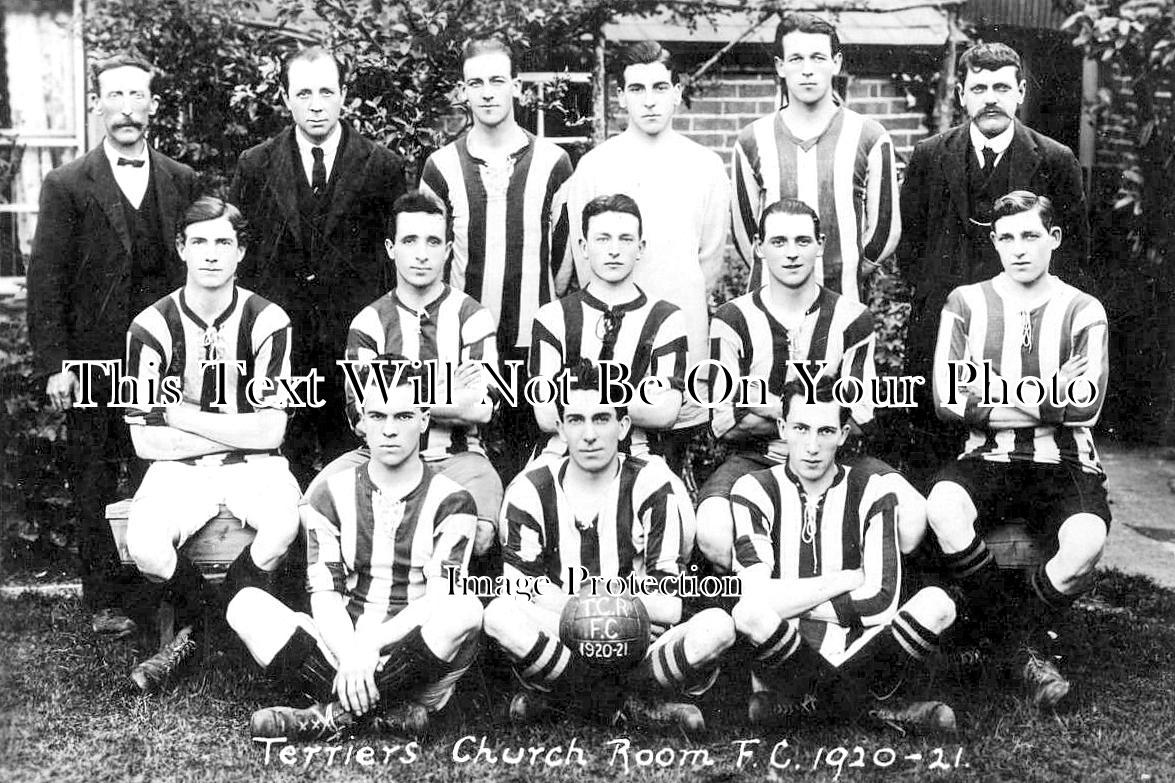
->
xmin=231 ymin=363 xmax=484 ymax=740
xmin=926 ymin=191 xmax=1109 ymax=709
xmin=696 ymin=199 xmax=881 ymax=572
xmin=731 ymin=380 xmax=957 ymax=731
xmin=122 ymin=197 xmax=301 ymax=691
xmin=483 ymin=361 xmax=734 ymax=735
xmin=529 ymin=194 xmax=687 ymax=466
xmin=323 ymin=190 xmax=500 ymax=555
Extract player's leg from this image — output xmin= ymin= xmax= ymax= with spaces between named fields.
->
xmin=227 ymin=587 xmax=354 ymax=740
xmin=1018 ymin=467 xmax=1111 ymax=709
xmin=619 ymin=607 xmax=734 ymax=734
xmin=833 ymin=587 xmax=959 ymax=733
xmin=435 ymin=452 xmax=504 ymax=557
xmin=483 ymin=596 xmax=583 ymax=697
xmin=125 ymin=462 xmax=219 ymax=625
xmin=695 ymin=466 xmax=739 ymax=572
xmin=635 ymin=607 xmax=734 ymax=696
xmin=221 ymin=458 xmax=302 ymax=599
xmin=732 ymin=595 xmax=832 ymax=726
xmin=926 ymin=462 xmax=1005 ymax=634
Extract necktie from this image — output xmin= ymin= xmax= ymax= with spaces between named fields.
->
xmin=311 ymin=146 xmax=327 ymax=195
xmin=117 ymin=157 xmax=145 ymax=168
xmin=982 ymin=146 xmax=997 ymax=171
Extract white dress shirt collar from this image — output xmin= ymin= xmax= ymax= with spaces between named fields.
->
xmin=294 ymin=122 xmax=343 ymax=186
xmin=970 ymin=121 xmax=1015 ymax=167
xmin=103 ymin=138 xmax=150 ymax=208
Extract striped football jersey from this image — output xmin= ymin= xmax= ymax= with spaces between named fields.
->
xmin=346 ymin=284 xmax=498 ymax=459
xmin=304 ymin=463 xmax=477 ymax=629
xmin=126 ymin=286 xmax=291 ymax=416
xmin=709 ymin=286 xmax=876 ymax=462
xmin=500 ymin=455 xmax=688 ymax=584
xmin=933 ymin=276 xmax=1108 ymax=473
xmin=420 ymin=131 xmax=572 ymax=352
xmin=731 ymin=107 xmax=900 ymax=299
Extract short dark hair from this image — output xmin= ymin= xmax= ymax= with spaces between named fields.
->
xmin=462 ymin=37 xmax=516 ymax=77
xmin=358 ymin=353 xmax=428 ymax=405
xmin=581 ymin=193 xmax=643 ymax=239
xmin=90 ymin=52 xmax=157 ymax=94
xmin=957 ymin=42 xmax=1022 ymax=85
xmin=758 ymin=198 xmax=821 ymax=241
xmin=554 ymin=359 xmax=629 ymax=420
xmin=992 ymin=190 xmax=1056 ymax=231
xmin=613 ymin=41 xmax=679 ymax=87
xmin=780 ymin=378 xmax=850 ymax=426
xmin=281 ymin=46 xmax=346 ymax=92
xmin=774 ymin=12 xmax=841 ymax=58
xmin=177 ymin=197 xmax=249 ymax=246
xmin=386 ymin=190 xmax=451 ymax=241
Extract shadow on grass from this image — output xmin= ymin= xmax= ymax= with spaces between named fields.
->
xmin=1 ymin=569 xmax=1172 ymax=782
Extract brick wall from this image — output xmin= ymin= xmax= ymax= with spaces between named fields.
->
xmin=606 ymin=71 xmax=932 ymax=169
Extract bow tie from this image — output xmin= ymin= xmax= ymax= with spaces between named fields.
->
xmin=117 ymin=157 xmax=145 ymax=168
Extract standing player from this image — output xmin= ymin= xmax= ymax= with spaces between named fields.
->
xmin=696 ymin=199 xmax=878 ymax=572
xmin=730 ymin=381 xmax=957 ymax=731
xmin=26 ymin=52 xmax=200 ymax=636
xmin=233 ymin=364 xmax=483 ymax=740
xmin=530 ymin=194 xmax=687 ymax=467
xmin=926 ymin=191 xmax=1109 ymax=709
xmin=484 ymin=363 xmax=734 ymax=734
xmin=562 ymin=41 xmax=729 ymax=468
xmin=122 ymin=197 xmax=301 ymax=691
xmin=230 ymin=46 xmax=407 ymax=483
xmin=319 ymin=191 xmax=501 ymax=555
xmin=899 ymin=43 xmax=1089 ymax=483
xmin=420 ymin=37 xmax=573 ymax=479
xmin=731 ymin=12 xmax=900 ymax=300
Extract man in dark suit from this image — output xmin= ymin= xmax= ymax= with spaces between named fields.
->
xmin=26 ymin=52 xmax=200 ymax=635
xmin=898 ymin=42 xmax=1089 ymax=484
xmin=230 ymin=46 xmax=406 ymax=484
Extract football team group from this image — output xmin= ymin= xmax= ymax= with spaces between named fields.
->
xmin=26 ymin=10 xmax=1110 ymax=743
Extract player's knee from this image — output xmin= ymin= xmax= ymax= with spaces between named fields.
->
xmin=482 ymin=596 xmax=518 ymax=642
xmin=126 ymin=527 xmax=175 ymax=582
xmin=688 ymin=607 xmax=736 ymax=658
xmin=442 ymin=595 xmax=485 ymax=641
xmin=731 ymin=597 xmax=777 ymax=641
xmin=225 ymin=587 xmax=274 ymax=635
xmin=925 ymin=483 xmax=974 ymax=537
xmin=1057 ymin=514 xmax=1107 ymax=569
xmin=696 ymin=498 xmax=733 ymax=569
xmin=254 ymin=507 xmax=300 ymax=547
xmin=904 ymin=586 xmax=957 ymax=633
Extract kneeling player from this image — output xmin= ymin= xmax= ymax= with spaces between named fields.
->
xmin=123 ymin=197 xmax=300 ymax=691
xmin=926 ymin=191 xmax=1110 ymax=710
xmin=731 ymin=381 xmax=957 ymax=732
xmin=230 ymin=365 xmax=483 ymax=740
xmin=484 ymin=362 xmax=735 ymax=734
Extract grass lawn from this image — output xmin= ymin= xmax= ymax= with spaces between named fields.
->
xmin=1 ymin=569 xmax=1172 ymax=783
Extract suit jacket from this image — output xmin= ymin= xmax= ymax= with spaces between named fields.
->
xmin=898 ymin=120 xmax=1089 ymax=373
xmin=229 ymin=123 xmax=406 ymax=362
xmin=26 ymin=145 xmax=200 ymax=377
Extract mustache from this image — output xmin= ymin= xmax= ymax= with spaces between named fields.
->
xmin=112 ymin=120 xmax=144 ymax=130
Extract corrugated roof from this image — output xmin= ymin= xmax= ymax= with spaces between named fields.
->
xmin=603 ymin=5 xmax=951 ymax=47
xmin=964 ymin=0 xmax=1067 ymax=30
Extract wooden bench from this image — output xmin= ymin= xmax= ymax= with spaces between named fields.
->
xmin=106 ymin=499 xmax=256 ymax=644
xmin=985 ymin=520 xmax=1052 ymax=570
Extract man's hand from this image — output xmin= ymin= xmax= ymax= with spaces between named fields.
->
xmin=453 ymin=360 xmax=484 ymax=391
xmin=1057 ymin=355 xmax=1088 ymax=388
xmin=45 ymin=370 xmax=79 ymax=412
xmin=332 ymin=642 xmax=382 ymax=716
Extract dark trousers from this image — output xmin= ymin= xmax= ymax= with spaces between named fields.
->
xmin=66 ymin=401 xmax=144 ymax=610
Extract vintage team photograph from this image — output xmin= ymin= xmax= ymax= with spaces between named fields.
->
xmin=1 ymin=0 xmax=1172 ymax=780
